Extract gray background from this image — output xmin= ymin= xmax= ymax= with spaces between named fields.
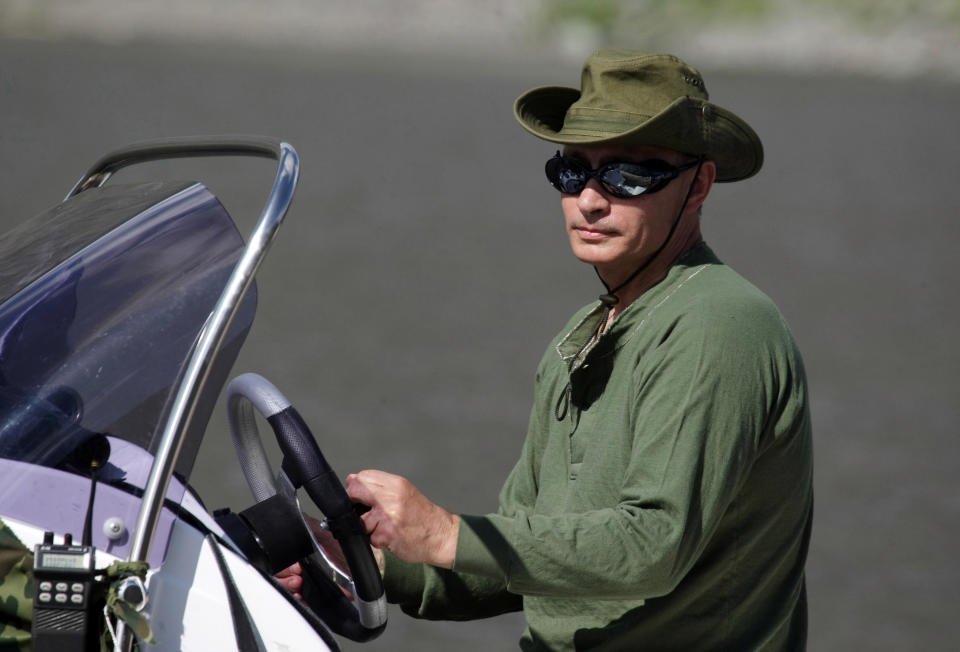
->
xmin=1 ymin=8 xmax=957 ymax=650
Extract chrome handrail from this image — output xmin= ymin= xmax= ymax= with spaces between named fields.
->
xmin=65 ymin=135 xmax=289 ymax=200
xmin=68 ymin=137 xmax=299 ymax=651
xmin=109 ymin=138 xmax=298 ymax=566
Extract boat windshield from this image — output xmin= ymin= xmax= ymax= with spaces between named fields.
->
xmin=0 ymin=180 xmax=256 ymax=492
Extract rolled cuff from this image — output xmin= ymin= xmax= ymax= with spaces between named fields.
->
xmin=452 ymin=513 xmax=515 ymax=580
xmin=382 ymin=550 xmax=426 ymax=603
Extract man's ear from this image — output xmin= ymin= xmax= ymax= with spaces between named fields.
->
xmin=685 ymin=159 xmax=717 ymax=216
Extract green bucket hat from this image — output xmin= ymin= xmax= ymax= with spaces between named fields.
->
xmin=514 ymin=50 xmax=763 ymax=182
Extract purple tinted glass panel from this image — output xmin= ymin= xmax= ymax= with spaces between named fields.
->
xmin=0 ymin=181 xmax=256 ymax=484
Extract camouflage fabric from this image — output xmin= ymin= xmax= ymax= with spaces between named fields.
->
xmin=102 ymin=561 xmax=156 ymax=650
xmin=0 ymin=518 xmax=33 ymax=652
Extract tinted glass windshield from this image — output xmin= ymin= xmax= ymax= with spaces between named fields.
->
xmin=0 ymin=181 xmax=255 ymax=485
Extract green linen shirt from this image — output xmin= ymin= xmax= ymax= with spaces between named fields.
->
xmin=384 ymin=243 xmax=813 ymax=651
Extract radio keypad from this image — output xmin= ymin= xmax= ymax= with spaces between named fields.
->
xmin=40 ymin=579 xmax=87 ymax=607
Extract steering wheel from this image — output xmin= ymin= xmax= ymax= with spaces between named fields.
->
xmin=225 ymin=372 xmax=387 ymax=641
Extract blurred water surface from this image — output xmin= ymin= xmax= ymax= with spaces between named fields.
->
xmin=1 ymin=35 xmax=957 ymax=651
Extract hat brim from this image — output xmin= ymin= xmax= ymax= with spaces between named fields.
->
xmin=514 ymin=85 xmax=763 ymax=183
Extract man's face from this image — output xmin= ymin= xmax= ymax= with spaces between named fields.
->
xmin=559 ymin=143 xmax=712 ymax=284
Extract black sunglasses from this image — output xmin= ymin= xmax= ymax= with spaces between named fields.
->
xmin=545 ymin=151 xmax=700 ymax=198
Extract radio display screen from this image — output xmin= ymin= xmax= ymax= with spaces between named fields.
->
xmin=40 ymin=552 xmax=90 ymax=570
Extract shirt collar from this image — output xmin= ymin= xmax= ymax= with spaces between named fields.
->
xmin=555 ymin=242 xmax=716 ymax=373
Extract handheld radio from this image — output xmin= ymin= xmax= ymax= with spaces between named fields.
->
xmin=32 ymin=532 xmax=96 ymax=652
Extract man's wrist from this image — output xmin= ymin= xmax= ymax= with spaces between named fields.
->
xmin=432 ymin=512 xmax=460 ymax=569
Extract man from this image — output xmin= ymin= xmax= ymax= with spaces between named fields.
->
xmin=285 ymin=50 xmax=813 ymax=650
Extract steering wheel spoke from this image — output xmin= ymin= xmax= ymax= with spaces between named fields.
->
xmin=225 ymin=373 xmax=387 ymax=641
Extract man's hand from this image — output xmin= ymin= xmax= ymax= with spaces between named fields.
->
xmin=275 ymin=562 xmax=304 ymax=599
xmin=347 ymin=470 xmax=460 ymax=569
xmin=274 ymin=513 xmax=384 ymax=600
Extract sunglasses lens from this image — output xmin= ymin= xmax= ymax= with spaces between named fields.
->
xmin=601 ymin=162 xmax=673 ymax=197
xmin=546 ymin=157 xmax=587 ymax=193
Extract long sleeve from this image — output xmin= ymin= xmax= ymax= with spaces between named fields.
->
xmin=382 ymin=550 xmax=522 ymax=620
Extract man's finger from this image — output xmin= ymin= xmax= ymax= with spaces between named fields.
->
xmin=275 ymin=562 xmax=302 ymax=578
xmin=346 ymin=473 xmax=378 ymax=507
xmin=360 ymin=506 xmax=384 ymax=538
xmin=277 ymin=573 xmax=303 ymax=594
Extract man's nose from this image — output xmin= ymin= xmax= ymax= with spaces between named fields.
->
xmin=577 ymin=179 xmax=610 ymax=216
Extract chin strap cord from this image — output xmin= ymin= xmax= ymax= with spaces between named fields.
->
xmin=556 ymin=157 xmax=705 ymax=423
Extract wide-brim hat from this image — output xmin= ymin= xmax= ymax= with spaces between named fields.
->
xmin=514 ymin=50 xmax=763 ymax=182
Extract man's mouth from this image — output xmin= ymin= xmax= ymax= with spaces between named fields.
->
xmin=573 ymin=225 xmax=615 ymax=240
